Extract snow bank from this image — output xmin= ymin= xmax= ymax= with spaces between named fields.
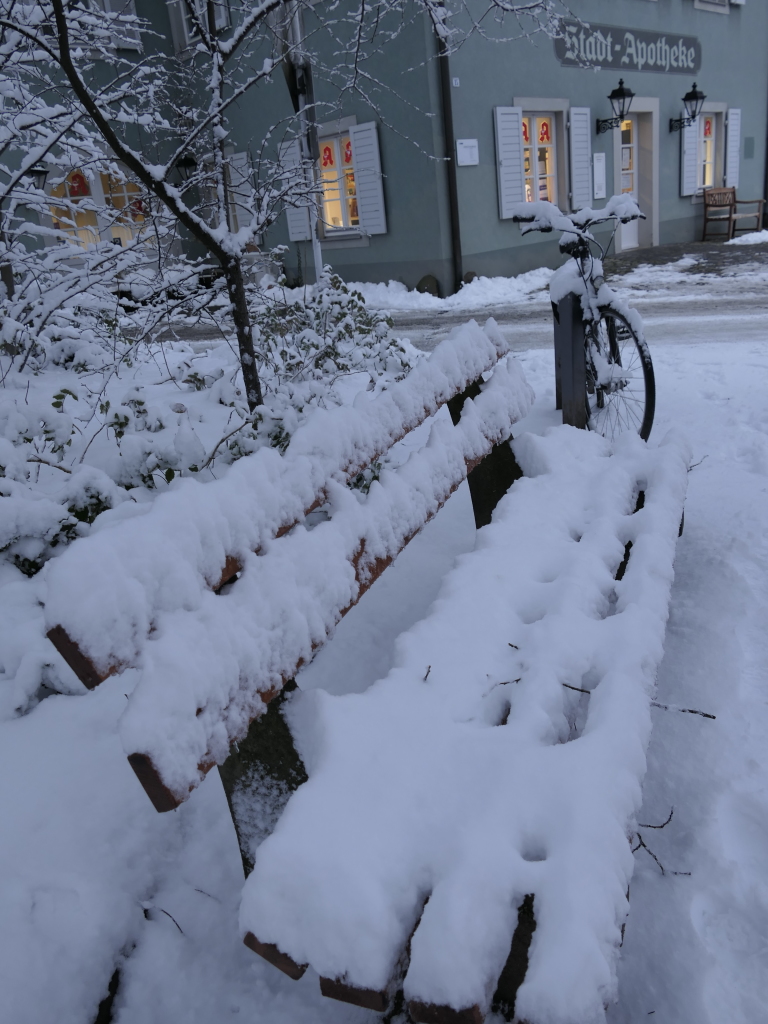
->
xmin=280 ymin=268 xmax=553 ymax=312
xmin=724 ymin=229 xmax=768 ymax=246
xmin=239 ymin=426 xmax=690 ymax=1023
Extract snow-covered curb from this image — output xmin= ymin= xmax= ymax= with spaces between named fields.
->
xmin=268 ymin=267 xmax=553 ymax=312
xmin=724 ymin=229 xmax=768 ymax=246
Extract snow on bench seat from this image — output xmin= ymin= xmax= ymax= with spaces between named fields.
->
xmin=117 ymin=353 xmax=531 ymax=811
xmin=45 ymin=320 xmax=511 ymax=689
xmin=239 ymin=427 xmax=690 ymax=1024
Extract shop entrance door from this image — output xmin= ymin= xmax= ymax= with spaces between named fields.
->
xmin=620 ymin=116 xmax=639 ymax=249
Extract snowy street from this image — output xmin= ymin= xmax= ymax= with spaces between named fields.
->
xmin=384 ymin=242 xmax=768 ymax=352
xmin=2 ymin=249 xmax=768 ymax=1024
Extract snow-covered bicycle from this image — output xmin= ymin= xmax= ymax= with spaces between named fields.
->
xmin=512 ymin=196 xmax=655 ymax=441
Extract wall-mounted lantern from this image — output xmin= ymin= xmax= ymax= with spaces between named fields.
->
xmin=596 ymin=79 xmax=635 ymax=135
xmin=24 ymin=163 xmax=49 ymax=191
xmin=175 ymin=153 xmax=197 ymax=182
xmin=669 ymin=83 xmax=706 ymax=133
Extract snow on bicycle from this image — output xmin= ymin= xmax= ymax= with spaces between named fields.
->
xmin=512 ymin=196 xmax=656 ymax=441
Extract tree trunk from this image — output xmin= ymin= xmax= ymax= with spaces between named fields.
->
xmin=223 ymin=255 xmax=263 ymax=411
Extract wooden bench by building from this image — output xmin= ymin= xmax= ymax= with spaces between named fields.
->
xmin=702 ymin=186 xmax=764 ymax=241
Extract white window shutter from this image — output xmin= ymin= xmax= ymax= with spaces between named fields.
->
xmin=726 ymin=108 xmax=741 ymax=188
xmin=166 ymin=0 xmax=228 ymax=48
xmin=278 ymin=140 xmax=312 ymax=242
xmin=569 ymin=107 xmax=592 ymax=210
xmin=213 ymin=0 xmax=231 ymax=31
xmin=680 ymin=117 xmax=698 ymax=197
xmin=228 ymin=152 xmax=252 ymax=233
xmin=494 ymin=107 xmax=525 ymax=219
xmin=348 ymin=122 xmax=387 ymax=235
xmin=102 ymin=0 xmax=141 ymax=49
xmin=165 ymin=0 xmax=187 ymax=52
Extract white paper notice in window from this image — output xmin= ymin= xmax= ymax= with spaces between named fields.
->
xmin=593 ymin=152 xmax=606 ymax=200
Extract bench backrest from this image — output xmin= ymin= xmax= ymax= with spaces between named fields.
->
xmin=44 ymin=320 xmax=533 ymax=812
xmin=703 ymin=187 xmax=735 ymax=208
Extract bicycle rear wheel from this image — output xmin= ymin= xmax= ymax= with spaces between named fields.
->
xmin=585 ymin=307 xmax=655 ymax=441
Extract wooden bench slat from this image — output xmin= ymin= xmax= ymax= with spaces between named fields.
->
xmin=242 ymin=933 xmax=307 ymax=980
xmin=319 ymin=976 xmax=389 ymax=1011
xmin=46 ymin=624 xmax=118 ymax=690
xmin=408 ymin=1001 xmax=484 ymax=1024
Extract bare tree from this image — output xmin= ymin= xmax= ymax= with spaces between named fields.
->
xmin=0 ymin=0 xmax=568 ymax=410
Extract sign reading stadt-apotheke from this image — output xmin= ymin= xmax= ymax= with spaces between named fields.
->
xmin=554 ymin=20 xmax=702 ymax=75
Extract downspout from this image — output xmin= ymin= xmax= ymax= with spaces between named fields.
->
xmin=436 ymin=33 xmax=463 ymax=294
xmin=282 ymin=0 xmax=323 ymax=282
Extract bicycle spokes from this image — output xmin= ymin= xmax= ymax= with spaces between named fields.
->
xmin=586 ymin=310 xmax=654 ymax=442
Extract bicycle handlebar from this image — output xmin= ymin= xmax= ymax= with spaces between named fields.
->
xmin=510 ymin=196 xmax=646 ymax=259
xmin=510 ymin=196 xmax=646 ymax=235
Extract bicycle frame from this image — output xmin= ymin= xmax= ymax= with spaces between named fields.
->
xmin=510 ymin=197 xmax=655 ymax=441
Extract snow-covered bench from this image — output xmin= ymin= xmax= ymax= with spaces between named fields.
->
xmin=240 ymin=427 xmax=690 ymax=1024
xmin=43 ymin=319 xmax=531 ymax=811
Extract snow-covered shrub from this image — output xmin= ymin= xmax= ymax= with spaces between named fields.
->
xmin=0 ymin=263 xmax=417 ymax=576
xmin=222 ymin=268 xmax=415 ymax=459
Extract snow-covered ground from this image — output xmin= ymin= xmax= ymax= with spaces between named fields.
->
xmin=2 ymin=257 xmax=768 ymax=1023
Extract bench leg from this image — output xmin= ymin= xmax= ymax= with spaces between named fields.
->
xmin=218 ymin=680 xmax=307 ymax=877
xmin=447 ymin=379 xmax=524 ymax=530
xmin=491 ymin=893 xmax=537 ymax=1021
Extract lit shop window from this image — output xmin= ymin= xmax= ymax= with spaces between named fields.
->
xmin=698 ymin=115 xmax=716 ymax=190
xmin=522 ymin=115 xmax=557 ymax=204
xmin=101 ymin=175 xmax=147 ymax=246
xmin=318 ymin=135 xmax=359 ymax=231
xmin=620 ymin=119 xmax=635 ymax=196
xmin=50 ymin=170 xmax=99 ymax=247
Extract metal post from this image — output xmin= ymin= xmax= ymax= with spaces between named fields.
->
xmin=436 ymin=34 xmax=463 ymax=295
xmin=554 ymin=293 xmax=588 ymax=430
xmin=551 ymin=301 xmax=562 ymax=411
xmin=289 ymin=2 xmax=323 ymax=283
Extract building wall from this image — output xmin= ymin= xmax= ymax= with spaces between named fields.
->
xmin=446 ymin=0 xmax=768 ymax=278
xmin=264 ymin=9 xmax=456 ymax=293
xmin=136 ymin=1 xmax=768 ymax=289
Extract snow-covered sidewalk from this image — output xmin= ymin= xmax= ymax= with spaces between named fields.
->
xmin=2 ymin=259 xmax=768 ymax=1024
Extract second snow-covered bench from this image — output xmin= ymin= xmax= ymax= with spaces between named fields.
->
xmin=240 ymin=426 xmax=690 ymax=1024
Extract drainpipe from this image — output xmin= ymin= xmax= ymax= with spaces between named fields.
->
xmin=282 ymin=1 xmax=323 ymax=282
xmin=436 ymin=32 xmax=463 ymax=294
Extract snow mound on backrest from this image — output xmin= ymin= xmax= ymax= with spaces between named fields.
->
xmin=43 ymin=320 xmax=512 ymax=674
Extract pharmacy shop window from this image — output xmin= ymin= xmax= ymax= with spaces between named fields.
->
xmin=698 ymin=113 xmax=717 ymax=190
xmin=523 ymin=114 xmax=557 ymax=204
xmin=317 ymin=133 xmax=359 ymax=233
